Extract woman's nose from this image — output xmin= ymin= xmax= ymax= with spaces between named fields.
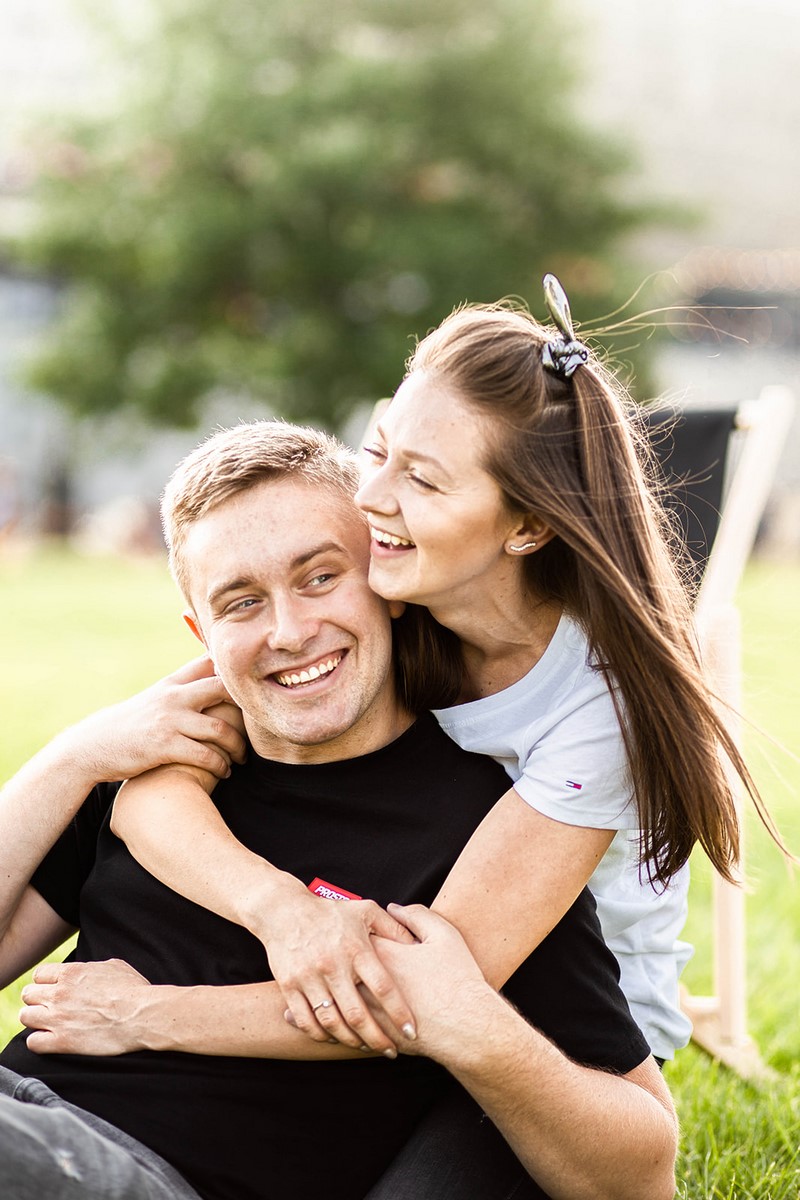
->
xmin=356 ymin=465 xmax=396 ymax=517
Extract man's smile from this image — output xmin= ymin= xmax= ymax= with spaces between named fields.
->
xmin=273 ymin=652 xmax=345 ymax=689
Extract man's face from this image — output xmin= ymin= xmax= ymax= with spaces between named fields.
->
xmin=182 ymin=477 xmax=408 ymax=763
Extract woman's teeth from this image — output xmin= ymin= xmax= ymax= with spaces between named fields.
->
xmin=276 ymin=655 xmax=342 ymax=688
xmin=371 ymin=527 xmax=414 ymax=548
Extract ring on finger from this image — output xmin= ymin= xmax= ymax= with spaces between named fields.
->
xmin=312 ymin=999 xmax=334 ymax=1013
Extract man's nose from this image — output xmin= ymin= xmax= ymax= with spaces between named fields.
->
xmin=267 ymin=596 xmax=319 ymax=652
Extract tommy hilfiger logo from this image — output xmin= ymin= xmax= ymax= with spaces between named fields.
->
xmin=565 ymin=780 xmax=583 ymax=790
xmin=308 ymin=877 xmax=362 ymax=902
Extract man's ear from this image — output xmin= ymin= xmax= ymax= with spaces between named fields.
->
xmin=388 ymin=600 xmax=406 ymax=620
xmin=183 ymin=610 xmax=207 ymax=647
xmin=504 ymin=515 xmax=557 ymax=557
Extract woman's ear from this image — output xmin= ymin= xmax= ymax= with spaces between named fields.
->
xmin=183 ymin=610 xmax=207 ymax=646
xmin=504 ymin=516 xmax=557 ymax=557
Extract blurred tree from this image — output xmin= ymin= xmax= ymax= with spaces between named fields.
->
xmin=11 ymin=0 xmax=661 ymax=429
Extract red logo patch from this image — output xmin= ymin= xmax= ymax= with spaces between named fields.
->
xmin=308 ymin=877 xmax=362 ymax=902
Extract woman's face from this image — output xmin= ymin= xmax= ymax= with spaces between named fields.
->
xmin=355 ymin=371 xmax=525 ymax=610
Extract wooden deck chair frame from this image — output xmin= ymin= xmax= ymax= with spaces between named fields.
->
xmin=673 ymin=385 xmax=796 ymax=1080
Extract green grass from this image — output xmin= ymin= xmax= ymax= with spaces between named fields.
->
xmin=1 ymin=547 xmax=799 ymax=1196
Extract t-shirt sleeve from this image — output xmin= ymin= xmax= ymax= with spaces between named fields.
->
xmin=512 ymin=686 xmax=637 ymax=830
xmin=29 ymin=783 xmax=119 ymax=927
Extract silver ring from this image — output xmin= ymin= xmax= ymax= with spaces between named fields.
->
xmin=313 ymin=999 xmax=333 ymax=1013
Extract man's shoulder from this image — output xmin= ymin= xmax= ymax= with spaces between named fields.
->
xmin=394 ymin=713 xmax=512 ymax=786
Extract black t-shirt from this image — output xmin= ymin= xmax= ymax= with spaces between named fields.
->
xmin=1 ymin=714 xmax=648 ymax=1200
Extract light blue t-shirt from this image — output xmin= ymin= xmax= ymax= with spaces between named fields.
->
xmin=434 ymin=613 xmax=692 ymax=1060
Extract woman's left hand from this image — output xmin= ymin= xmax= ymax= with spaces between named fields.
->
xmin=366 ymin=903 xmax=496 ymax=1060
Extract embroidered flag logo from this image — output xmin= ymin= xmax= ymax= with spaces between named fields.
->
xmin=308 ymin=877 xmax=362 ymax=902
xmin=565 ymin=780 xmax=583 ymax=790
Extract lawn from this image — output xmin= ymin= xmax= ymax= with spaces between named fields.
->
xmin=1 ymin=546 xmax=799 ymax=1198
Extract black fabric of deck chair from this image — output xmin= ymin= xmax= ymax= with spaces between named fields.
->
xmin=644 ymin=406 xmax=738 ymax=586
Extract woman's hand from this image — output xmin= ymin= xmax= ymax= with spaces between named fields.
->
xmin=75 ymin=656 xmax=247 ymax=783
xmin=19 ymin=959 xmax=152 ymax=1056
xmin=270 ymin=886 xmax=418 ymax=1055
xmin=364 ymin=904 xmax=496 ymax=1060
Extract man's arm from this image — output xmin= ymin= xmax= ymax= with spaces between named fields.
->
xmin=0 ymin=889 xmax=73 ymax=990
xmin=0 ymin=735 xmax=106 ymax=976
xmin=371 ymin=905 xmax=678 ymax=1200
xmin=0 ymin=658 xmax=244 ymax=984
xmin=18 ymin=958 xmax=389 ymax=1060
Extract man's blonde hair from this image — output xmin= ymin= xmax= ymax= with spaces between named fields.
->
xmin=162 ymin=419 xmax=360 ymax=598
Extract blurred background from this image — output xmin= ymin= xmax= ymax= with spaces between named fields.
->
xmin=1 ymin=0 xmax=799 ymax=551
xmin=1 ymin=4 xmax=799 ymax=1192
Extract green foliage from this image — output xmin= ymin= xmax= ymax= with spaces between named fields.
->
xmin=12 ymin=0 xmax=657 ymax=428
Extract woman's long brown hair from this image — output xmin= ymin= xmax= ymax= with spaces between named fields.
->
xmin=401 ymin=302 xmax=788 ymax=886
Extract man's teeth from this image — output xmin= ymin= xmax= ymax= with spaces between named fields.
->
xmin=371 ymin=527 xmax=414 ymax=548
xmin=276 ymin=656 xmax=342 ymax=688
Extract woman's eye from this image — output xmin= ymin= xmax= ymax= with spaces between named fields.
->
xmin=361 ymin=444 xmax=386 ymax=465
xmin=409 ymin=472 xmax=436 ymax=492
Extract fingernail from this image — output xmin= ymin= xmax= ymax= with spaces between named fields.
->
xmin=328 ymin=1038 xmax=338 ymax=1044
xmin=359 ymin=1044 xmax=370 ymax=1052
xmin=402 ymin=1023 xmax=417 ymax=1040
xmin=382 ymin=1048 xmax=397 ymax=1060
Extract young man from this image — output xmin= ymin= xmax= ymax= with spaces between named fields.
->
xmin=0 ymin=422 xmax=677 ymax=1200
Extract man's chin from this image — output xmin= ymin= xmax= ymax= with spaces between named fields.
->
xmin=245 ymin=711 xmax=359 ymax=763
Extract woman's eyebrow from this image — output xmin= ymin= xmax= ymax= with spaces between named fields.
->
xmin=374 ymin=422 xmax=452 ymax=477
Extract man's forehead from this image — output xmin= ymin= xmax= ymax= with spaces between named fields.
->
xmin=183 ymin=477 xmax=368 ymax=595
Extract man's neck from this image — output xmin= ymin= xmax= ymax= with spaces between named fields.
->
xmin=244 ymin=705 xmax=416 ymax=765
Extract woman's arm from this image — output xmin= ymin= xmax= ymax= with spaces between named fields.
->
xmin=111 ymin=768 xmax=418 ymax=1054
xmin=113 ymin=773 xmax=612 ymax=1046
xmin=432 ymin=787 xmax=614 ymax=987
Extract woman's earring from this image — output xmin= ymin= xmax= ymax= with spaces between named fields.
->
xmin=509 ymin=541 xmax=537 ymax=553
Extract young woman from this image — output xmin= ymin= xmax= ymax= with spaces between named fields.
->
xmin=112 ymin=277 xmax=776 ymax=1067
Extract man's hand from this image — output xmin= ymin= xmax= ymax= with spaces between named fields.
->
xmin=67 ymin=656 xmax=246 ymax=783
xmin=268 ymin=886 xmax=418 ymax=1055
xmin=367 ymin=904 xmax=498 ymax=1061
xmin=19 ymin=959 xmax=152 ymax=1056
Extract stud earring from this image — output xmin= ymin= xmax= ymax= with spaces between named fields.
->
xmin=509 ymin=541 xmax=537 ymax=553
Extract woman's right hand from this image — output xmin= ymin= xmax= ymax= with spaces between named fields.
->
xmin=71 ymin=656 xmax=247 ymax=783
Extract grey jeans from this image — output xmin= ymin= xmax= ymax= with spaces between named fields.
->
xmin=0 ymin=1067 xmax=202 ymax=1200
xmin=364 ymin=1084 xmax=551 ymax=1200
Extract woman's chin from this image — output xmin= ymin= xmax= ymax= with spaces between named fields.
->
xmin=368 ymin=557 xmax=417 ymax=603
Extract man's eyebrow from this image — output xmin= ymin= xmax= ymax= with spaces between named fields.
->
xmin=206 ymin=542 xmax=349 ymax=608
xmin=207 ymin=576 xmax=256 ymax=608
xmin=291 ymin=541 xmax=349 ymax=569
